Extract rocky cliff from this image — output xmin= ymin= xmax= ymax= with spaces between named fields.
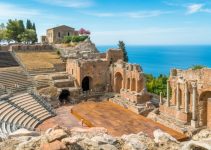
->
xmin=2 ymin=126 xmax=211 ymax=150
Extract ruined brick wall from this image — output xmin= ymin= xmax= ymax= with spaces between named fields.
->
xmin=110 ymin=60 xmax=149 ymax=104
xmin=162 ymin=68 xmax=211 ymax=126
xmin=106 ymin=49 xmax=124 ymax=63
xmin=67 ymin=59 xmax=110 ymax=92
xmin=0 ymin=45 xmax=9 ymax=51
xmin=10 ymin=44 xmax=53 ymax=51
xmin=111 ymin=60 xmax=145 ymax=93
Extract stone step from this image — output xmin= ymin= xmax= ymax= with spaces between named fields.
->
xmin=53 ymin=79 xmax=74 ymax=88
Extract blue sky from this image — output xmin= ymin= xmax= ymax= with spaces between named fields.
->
xmin=0 ymin=0 xmax=210 ymax=45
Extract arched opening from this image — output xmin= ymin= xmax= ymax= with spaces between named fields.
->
xmin=115 ymin=72 xmax=123 ymax=93
xmin=127 ymin=78 xmax=130 ymax=90
xmin=82 ymin=76 xmax=92 ymax=91
xmin=59 ymin=89 xmax=70 ymax=104
xmin=198 ymin=91 xmax=211 ymax=127
xmin=131 ymin=78 xmax=136 ymax=91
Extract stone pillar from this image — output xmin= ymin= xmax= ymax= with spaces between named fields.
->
xmin=159 ymin=92 xmax=163 ymax=105
xmin=176 ymin=82 xmax=180 ymax=110
xmin=191 ymin=83 xmax=198 ymax=128
xmin=184 ymin=82 xmax=189 ymax=113
xmin=166 ymin=80 xmax=170 ymax=107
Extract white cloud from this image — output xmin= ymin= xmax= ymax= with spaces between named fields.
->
xmin=84 ymin=10 xmax=172 ymax=18
xmin=0 ymin=3 xmax=40 ymax=19
xmin=36 ymin=0 xmax=93 ymax=8
xmin=187 ymin=4 xmax=204 ymax=14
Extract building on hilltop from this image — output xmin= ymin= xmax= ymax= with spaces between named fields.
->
xmin=160 ymin=68 xmax=211 ymax=129
xmin=41 ymin=25 xmax=78 ymax=44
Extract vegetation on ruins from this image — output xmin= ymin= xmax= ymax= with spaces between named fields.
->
xmin=118 ymin=41 xmax=129 ymax=62
xmin=191 ymin=65 xmax=206 ymax=70
xmin=0 ymin=19 xmax=38 ymax=44
xmin=145 ymin=74 xmax=168 ymax=97
xmin=63 ymin=35 xmax=88 ymax=43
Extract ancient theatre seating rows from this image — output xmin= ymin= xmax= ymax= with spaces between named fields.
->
xmin=0 ymin=93 xmax=54 ymax=138
xmin=0 ymin=51 xmax=19 ymax=68
xmin=0 ymin=67 xmax=32 ymax=94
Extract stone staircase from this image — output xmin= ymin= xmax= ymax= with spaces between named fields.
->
xmin=0 ymin=67 xmax=33 ymax=95
xmin=0 ymin=92 xmax=55 ymax=138
xmin=51 ymin=73 xmax=75 ymax=90
xmin=0 ymin=51 xmax=19 ymax=68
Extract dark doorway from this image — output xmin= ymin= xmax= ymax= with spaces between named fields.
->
xmin=82 ymin=76 xmax=91 ymax=91
xmin=59 ymin=89 xmax=70 ymax=103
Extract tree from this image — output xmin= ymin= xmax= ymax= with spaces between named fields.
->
xmin=118 ymin=41 xmax=129 ymax=62
xmin=144 ymin=74 xmax=168 ymax=97
xmin=6 ymin=19 xmax=21 ymax=42
xmin=6 ymin=19 xmax=27 ymax=42
xmin=0 ymin=23 xmax=6 ymax=43
xmin=17 ymin=20 xmax=25 ymax=42
xmin=32 ymin=23 xmax=38 ymax=43
xmin=26 ymin=19 xmax=33 ymax=29
xmin=18 ymin=29 xmax=36 ymax=44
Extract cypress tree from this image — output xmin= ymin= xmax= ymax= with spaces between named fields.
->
xmin=118 ymin=41 xmax=129 ymax=62
xmin=32 ymin=23 xmax=38 ymax=43
xmin=26 ymin=19 xmax=32 ymax=29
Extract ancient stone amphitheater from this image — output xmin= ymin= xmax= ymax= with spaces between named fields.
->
xmin=0 ymin=49 xmax=56 ymax=139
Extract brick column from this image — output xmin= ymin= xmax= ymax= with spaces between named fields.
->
xmin=191 ymin=83 xmax=198 ymax=128
xmin=185 ymin=82 xmax=189 ymax=113
xmin=176 ymin=82 xmax=180 ymax=110
xmin=166 ymin=80 xmax=170 ymax=107
xmin=159 ymin=92 xmax=163 ymax=105
xmin=207 ymin=98 xmax=211 ymax=128
xmin=192 ymin=84 xmax=197 ymax=120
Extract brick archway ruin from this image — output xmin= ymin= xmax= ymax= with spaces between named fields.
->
xmin=199 ymin=91 xmax=211 ymax=127
xmin=82 ymin=76 xmax=92 ymax=91
xmin=114 ymin=72 xmax=123 ymax=93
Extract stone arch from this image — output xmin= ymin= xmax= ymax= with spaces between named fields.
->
xmin=115 ymin=72 xmax=123 ymax=93
xmin=198 ymin=91 xmax=211 ymax=126
xmin=131 ymin=78 xmax=136 ymax=91
xmin=127 ymin=78 xmax=130 ymax=90
xmin=59 ymin=89 xmax=70 ymax=103
xmin=82 ymin=76 xmax=92 ymax=91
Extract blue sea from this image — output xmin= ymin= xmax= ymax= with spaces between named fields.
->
xmin=97 ymin=45 xmax=211 ymax=77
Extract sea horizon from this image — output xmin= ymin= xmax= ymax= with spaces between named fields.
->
xmin=97 ymin=45 xmax=211 ymax=77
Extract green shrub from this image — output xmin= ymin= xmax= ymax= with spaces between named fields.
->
xmin=56 ymin=50 xmax=61 ymax=55
xmin=191 ymin=65 xmax=205 ymax=70
xmin=144 ymin=74 xmax=168 ymax=97
xmin=63 ymin=36 xmax=72 ymax=43
xmin=63 ymin=35 xmax=88 ymax=43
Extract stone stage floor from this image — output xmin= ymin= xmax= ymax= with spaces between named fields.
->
xmin=36 ymin=105 xmax=87 ymax=132
xmin=71 ymin=101 xmax=188 ymax=141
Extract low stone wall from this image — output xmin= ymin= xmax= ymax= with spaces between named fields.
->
xmin=54 ymin=63 xmax=66 ymax=72
xmin=0 ymin=45 xmax=9 ymax=51
xmin=159 ymin=104 xmax=192 ymax=123
xmin=120 ymin=89 xmax=150 ymax=104
xmin=11 ymin=44 xmax=53 ymax=51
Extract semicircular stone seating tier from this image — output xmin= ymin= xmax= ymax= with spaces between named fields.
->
xmin=0 ymin=92 xmax=55 ymax=138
